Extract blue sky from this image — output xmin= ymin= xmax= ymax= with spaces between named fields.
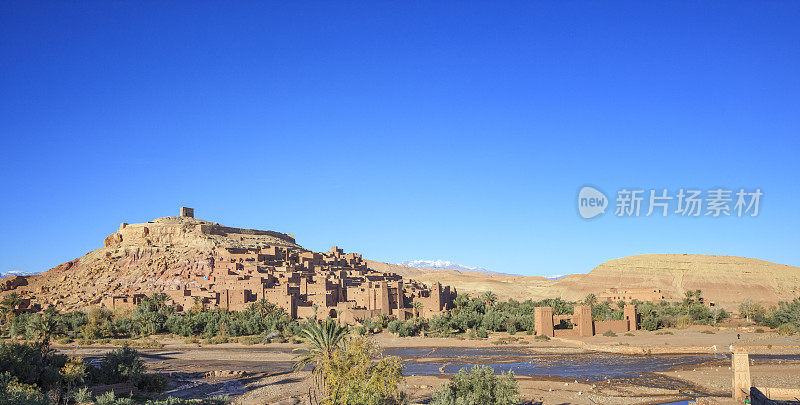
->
xmin=1 ymin=2 xmax=798 ymax=277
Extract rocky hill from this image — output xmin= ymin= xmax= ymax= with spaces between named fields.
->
xmin=0 ymin=215 xmax=302 ymax=310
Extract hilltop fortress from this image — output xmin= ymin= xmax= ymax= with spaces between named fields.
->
xmin=1 ymin=208 xmax=456 ymax=322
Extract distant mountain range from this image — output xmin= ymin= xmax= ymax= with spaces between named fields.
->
xmin=398 ymin=259 xmax=519 ymax=276
xmin=0 ymin=270 xmax=38 ymax=277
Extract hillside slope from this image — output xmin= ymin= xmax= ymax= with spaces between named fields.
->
xmin=368 ymin=255 xmax=800 ymax=309
xmin=0 ymin=215 xmax=302 ymax=310
xmin=549 ymin=254 xmax=800 ymax=308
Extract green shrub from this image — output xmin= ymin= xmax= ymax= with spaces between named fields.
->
xmin=361 ymin=317 xmax=379 ymax=334
xmin=534 ymin=334 xmax=550 ymax=341
xmin=72 ymin=386 xmax=92 ymax=403
xmin=701 ymin=330 xmax=715 ymax=334
xmin=0 ymin=341 xmax=67 ymax=388
xmin=97 ymin=346 xmax=145 ymax=385
xmin=755 ymin=328 xmax=765 ymax=333
xmin=206 ymin=335 xmax=230 ymax=345
xmin=432 ymin=365 xmax=518 ymax=405
xmin=137 ymin=373 xmax=169 ymax=392
xmin=507 ymin=324 xmax=517 ymax=335
xmin=640 ymin=313 xmax=661 ymax=331
xmin=239 ymin=335 xmax=264 ymax=345
xmin=602 ymin=330 xmax=617 ymax=337
xmin=320 ymin=337 xmax=404 ymax=405
xmin=763 ymin=298 xmax=800 ymax=329
xmin=777 ymin=323 xmax=797 ymax=336
xmin=387 ymin=319 xmax=402 ymax=335
xmin=95 ymin=391 xmax=117 ymax=405
xmin=0 ymin=371 xmax=48 ymax=405
xmin=387 ymin=319 xmax=422 ymax=337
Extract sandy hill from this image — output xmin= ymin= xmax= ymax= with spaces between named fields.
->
xmin=368 ymin=255 xmax=800 ymax=310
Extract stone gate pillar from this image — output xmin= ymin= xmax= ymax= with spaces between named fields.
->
xmin=732 ymin=352 xmax=751 ymax=401
xmin=574 ymin=305 xmax=594 ymax=337
xmin=624 ymin=304 xmax=638 ymax=331
xmin=534 ymin=307 xmax=554 ymax=337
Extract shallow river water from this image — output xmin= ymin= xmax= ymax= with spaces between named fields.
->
xmin=386 ymin=347 xmax=722 ymax=380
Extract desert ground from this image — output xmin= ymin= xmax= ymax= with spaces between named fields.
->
xmin=49 ymin=326 xmax=800 ymax=405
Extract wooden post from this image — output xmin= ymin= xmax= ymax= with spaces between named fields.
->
xmin=732 ymin=352 xmax=751 ymax=401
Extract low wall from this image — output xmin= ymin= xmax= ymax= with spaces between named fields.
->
xmin=594 ymin=320 xmax=628 ymax=335
xmin=554 ymin=329 xmax=577 ymax=337
xmin=756 ymin=387 xmax=800 ymax=400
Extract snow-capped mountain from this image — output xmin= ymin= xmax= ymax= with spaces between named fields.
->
xmin=0 ymin=270 xmax=38 ymax=277
xmin=398 ymin=259 xmax=516 ymax=275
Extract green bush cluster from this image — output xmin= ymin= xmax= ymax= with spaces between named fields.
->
xmin=96 ymin=346 xmax=146 ymax=385
xmin=777 ymin=323 xmax=797 ymax=336
xmin=0 ymin=341 xmax=68 ymax=390
xmin=2 ymin=295 xmax=300 ymax=342
xmin=427 ymin=293 xmax=572 ymax=335
xmin=387 ymin=318 xmax=424 ymax=337
xmin=0 ymin=371 xmax=49 ymax=405
xmin=0 ymin=342 xmax=178 ymax=404
xmin=760 ymin=298 xmax=800 ymax=329
xmin=635 ymin=291 xmax=729 ymax=331
xmin=94 ymin=391 xmax=228 ymax=405
xmin=432 ymin=365 xmax=519 ymax=405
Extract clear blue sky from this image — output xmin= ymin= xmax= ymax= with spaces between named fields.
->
xmin=1 ymin=2 xmax=798 ymax=277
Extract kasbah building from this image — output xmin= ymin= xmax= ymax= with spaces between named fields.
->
xmin=110 ymin=207 xmax=459 ymax=323
xmin=28 ymin=207 xmax=641 ymax=337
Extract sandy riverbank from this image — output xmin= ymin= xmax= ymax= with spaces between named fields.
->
xmin=48 ymin=326 xmax=800 ymax=404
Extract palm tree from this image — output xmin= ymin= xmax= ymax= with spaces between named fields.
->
xmin=683 ymin=290 xmax=697 ymax=314
xmin=0 ymin=292 xmax=23 ymax=325
xmin=29 ymin=311 xmax=59 ymax=357
xmin=150 ymin=293 xmax=169 ymax=312
xmin=250 ymin=299 xmax=276 ymax=318
xmin=1 ymin=292 xmax=22 ymax=313
xmin=191 ymin=296 xmax=205 ymax=313
xmin=583 ymin=293 xmax=598 ymax=307
xmin=293 ymin=318 xmax=349 ymax=390
xmin=481 ymin=291 xmax=498 ymax=308
xmin=412 ymin=301 xmax=423 ymax=318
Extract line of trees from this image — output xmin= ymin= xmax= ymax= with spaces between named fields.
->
xmin=739 ymin=297 xmax=800 ymax=332
xmin=1 ymin=293 xmax=302 ymax=344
